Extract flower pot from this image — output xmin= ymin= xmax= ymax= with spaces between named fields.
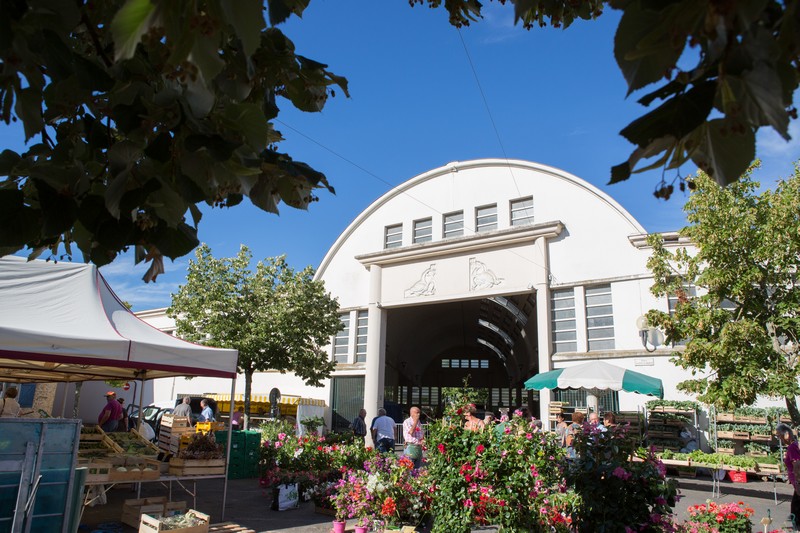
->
xmin=355 ymin=526 xmax=369 ymax=533
xmin=332 ymin=520 xmax=347 ymax=533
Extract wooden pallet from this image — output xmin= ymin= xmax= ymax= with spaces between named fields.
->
xmin=168 ymin=458 xmax=226 ymax=476
xmin=208 ymin=523 xmax=256 ymax=533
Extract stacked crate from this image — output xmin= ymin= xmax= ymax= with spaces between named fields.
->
xmin=215 ymin=430 xmax=261 ymax=479
xmin=158 ymin=414 xmax=193 ymax=455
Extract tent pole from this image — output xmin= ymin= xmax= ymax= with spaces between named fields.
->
xmin=137 ymin=372 xmax=146 ymax=433
xmin=62 ymin=380 xmax=70 ymax=418
xmin=222 ymin=377 xmax=235 ymax=520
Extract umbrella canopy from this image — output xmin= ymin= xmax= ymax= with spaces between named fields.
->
xmin=524 ymin=360 xmax=663 ymax=398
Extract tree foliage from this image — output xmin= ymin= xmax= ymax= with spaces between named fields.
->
xmin=0 ymin=1 xmax=347 ymax=280
xmin=1 ymin=0 xmax=797 ymax=276
xmin=420 ymin=0 xmax=799 ymax=197
xmin=167 ymin=244 xmax=341 ymax=424
xmin=645 ymin=162 xmax=800 ymax=419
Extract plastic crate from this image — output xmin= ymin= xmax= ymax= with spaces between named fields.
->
xmin=727 ymin=470 xmax=747 ymax=483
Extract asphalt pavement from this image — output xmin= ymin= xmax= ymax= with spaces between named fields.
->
xmin=80 ymin=470 xmax=798 ymax=532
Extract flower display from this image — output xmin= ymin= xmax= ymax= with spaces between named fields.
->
xmin=679 ymin=501 xmax=754 ymax=533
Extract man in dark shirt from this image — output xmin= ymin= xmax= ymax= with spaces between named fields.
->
xmin=350 ymin=408 xmax=367 ymax=441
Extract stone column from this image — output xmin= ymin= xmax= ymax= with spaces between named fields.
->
xmin=363 ymin=264 xmax=385 ymax=448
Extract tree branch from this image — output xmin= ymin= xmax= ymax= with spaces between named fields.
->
xmin=79 ymin=3 xmax=113 ymax=68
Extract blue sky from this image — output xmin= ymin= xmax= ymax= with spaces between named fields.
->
xmin=4 ymin=2 xmax=799 ymax=310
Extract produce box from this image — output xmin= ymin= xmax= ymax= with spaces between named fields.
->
xmin=122 ymin=497 xmax=186 ymax=528
xmin=105 ymin=429 xmax=160 ymax=456
xmin=716 ymin=413 xmax=735 ymax=423
xmin=80 ymin=425 xmax=107 ymax=441
xmin=77 ymin=458 xmax=113 ymax=483
xmin=159 ymin=415 xmax=193 ymax=454
xmin=139 ymin=509 xmax=209 ymax=533
xmin=195 ymin=422 xmax=226 ymax=434
xmin=169 ymin=458 xmax=226 ymax=476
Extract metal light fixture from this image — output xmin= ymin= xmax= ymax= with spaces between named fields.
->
xmin=636 ymin=315 xmax=664 ymax=353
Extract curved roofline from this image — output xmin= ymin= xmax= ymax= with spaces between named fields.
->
xmin=315 ymin=158 xmax=647 ymax=279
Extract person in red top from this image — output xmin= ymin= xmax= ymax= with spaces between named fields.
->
xmin=98 ymin=391 xmax=123 ymax=432
xmin=778 ymin=423 xmax=800 ymax=528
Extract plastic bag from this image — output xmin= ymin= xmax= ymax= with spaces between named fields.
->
xmin=272 ymin=483 xmax=299 ymax=511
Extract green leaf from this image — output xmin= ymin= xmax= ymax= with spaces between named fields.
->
xmin=14 ymin=88 xmax=44 ymax=141
xmin=33 ymin=179 xmax=77 ymax=236
xmin=190 ymin=34 xmax=225 ymax=86
xmin=111 ymin=0 xmax=158 ymax=61
xmin=266 ymin=0 xmax=310 ymax=26
xmin=620 ymin=81 xmax=715 ymax=147
xmin=223 ymin=103 xmax=269 ymax=150
xmin=152 ymin=221 xmax=199 ymax=260
xmin=0 ymin=189 xmax=39 ymax=246
xmin=221 ymin=1 xmax=266 ymax=58
xmin=0 ymin=150 xmax=21 ymax=175
xmin=687 ymin=119 xmax=755 ymax=186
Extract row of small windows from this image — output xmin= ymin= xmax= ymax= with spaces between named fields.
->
xmin=551 ymin=284 xmax=616 ymax=353
xmin=441 ymin=358 xmax=490 ymax=369
xmin=384 ymin=197 xmax=534 ymax=249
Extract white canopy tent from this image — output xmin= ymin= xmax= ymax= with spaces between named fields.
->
xmin=0 ymin=255 xmax=239 ymax=518
xmin=0 ymin=256 xmax=237 ymax=382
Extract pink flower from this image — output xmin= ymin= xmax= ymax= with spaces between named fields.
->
xmin=464 ymin=499 xmax=474 ymax=508
xmin=526 ymin=433 xmax=532 ymax=439
xmin=517 ymin=449 xmax=523 ymax=455
xmin=612 ymin=467 xmax=631 ymax=480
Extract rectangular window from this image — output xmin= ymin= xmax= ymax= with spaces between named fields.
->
xmin=551 ymin=288 xmax=577 ymax=353
xmin=355 ymin=310 xmax=368 ymax=363
xmin=331 ymin=376 xmax=364 ymax=432
xmin=413 ymin=218 xmax=433 ymax=244
xmin=586 ymin=284 xmax=615 ymax=350
xmin=384 ymin=224 xmax=402 ymax=249
xmin=333 ymin=313 xmax=350 ymax=363
xmin=443 ymin=211 xmax=464 ymax=239
xmin=510 ymin=197 xmax=534 ymax=226
xmin=475 ymin=204 xmax=498 ymax=233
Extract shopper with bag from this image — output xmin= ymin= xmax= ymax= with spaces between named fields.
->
xmin=402 ymin=406 xmax=425 ymax=468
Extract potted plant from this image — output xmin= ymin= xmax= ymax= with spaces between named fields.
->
xmin=681 ymin=501 xmax=754 ymax=532
xmin=330 ymin=469 xmax=374 ymax=533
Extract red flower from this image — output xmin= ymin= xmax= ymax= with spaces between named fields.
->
xmin=438 ymin=443 xmax=446 ymax=454
xmin=381 ymin=496 xmax=397 ymax=516
xmin=476 ymin=444 xmax=485 ymax=454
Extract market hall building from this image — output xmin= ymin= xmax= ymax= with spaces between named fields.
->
xmin=139 ymin=158 xmax=695 ymax=432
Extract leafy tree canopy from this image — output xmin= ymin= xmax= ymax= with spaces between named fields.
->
xmin=167 ymin=244 xmax=342 ymax=422
xmin=645 ymin=162 xmax=800 ymax=419
xmin=1 ymin=0 xmax=797 ymax=278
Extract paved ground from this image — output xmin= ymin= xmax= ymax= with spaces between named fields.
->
xmin=80 ymin=471 xmax=798 ymax=532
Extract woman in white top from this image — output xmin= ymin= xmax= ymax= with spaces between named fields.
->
xmin=0 ymin=387 xmax=21 ymax=417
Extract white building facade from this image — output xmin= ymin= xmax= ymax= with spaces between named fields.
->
xmin=139 ymin=159 xmax=699 ymax=430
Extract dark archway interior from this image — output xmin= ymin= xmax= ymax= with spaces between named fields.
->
xmin=383 ymin=292 xmax=538 ymax=417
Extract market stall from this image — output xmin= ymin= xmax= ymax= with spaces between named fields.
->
xmin=0 ymin=256 xmax=239 ymax=531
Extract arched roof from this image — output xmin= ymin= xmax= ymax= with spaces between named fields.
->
xmin=316 ymin=158 xmax=646 ymax=278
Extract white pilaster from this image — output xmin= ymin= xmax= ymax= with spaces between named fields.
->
xmin=533 ymin=236 xmax=552 ymax=423
xmin=363 ymin=265 xmax=385 ymax=448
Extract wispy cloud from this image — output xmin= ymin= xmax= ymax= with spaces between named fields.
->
xmin=100 ymin=258 xmax=189 ymax=311
xmin=756 ymin=121 xmax=800 ymax=160
xmin=477 ymin=3 xmax=522 ymax=45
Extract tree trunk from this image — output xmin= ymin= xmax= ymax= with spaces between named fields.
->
xmin=244 ymin=369 xmax=253 ymax=431
xmin=785 ymin=396 xmax=800 ymax=426
xmin=72 ymin=382 xmax=83 ymax=419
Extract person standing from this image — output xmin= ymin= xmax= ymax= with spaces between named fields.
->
xmin=371 ymin=408 xmax=396 ymax=453
xmin=0 ymin=387 xmax=21 ymax=417
xmin=463 ymin=404 xmax=485 ymax=432
xmin=350 ymin=408 xmax=367 ymax=441
xmin=231 ymin=406 xmax=244 ymax=430
xmin=778 ymin=423 xmax=800 ymax=528
xmin=98 ymin=391 xmax=122 ymax=432
xmin=403 ymin=406 xmax=425 ymax=468
xmin=588 ymin=412 xmax=606 ymax=432
xmin=554 ymin=412 xmax=569 ymax=446
xmin=198 ymin=399 xmax=215 ymax=422
xmin=173 ymin=396 xmax=193 ymax=423
xmin=117 ymin=398 xmax=129 ymax=431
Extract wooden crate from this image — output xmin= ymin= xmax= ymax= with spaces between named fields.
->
xmin=169 ymin=458 xmax=226 ymax=476
xmin=139 ymin=509 xmax=209 ymax=533
xmin=122 ymin=497 xmax=187 ymax=528
xmin=732 ymin=431 xmax=750 ymax=440
xmin=756 ymin=463 xmax=781 ymax=475
xmin=162 ymin=414 xmax=192 ymax=429
xmin=78 ymin=458 xmax=113 ymax=483
xmin=160 ymin=432 xmax=194 ymax=454
xmin=750 ymin=434 xmax=772 ymax=443
xmin=80 ymin=425 xmax=107 ymax=441
xmin=108 ymin=456 xmax=162 ymax=482
xmin=716 ymin=413 xmax=735 ymax=423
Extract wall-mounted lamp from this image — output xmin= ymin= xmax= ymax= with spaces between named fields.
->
xmin=636 ymin=315 xmax=664 ymax=353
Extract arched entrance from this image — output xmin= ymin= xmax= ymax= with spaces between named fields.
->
xmin=382 ymin=291 xmax=538 ymax=418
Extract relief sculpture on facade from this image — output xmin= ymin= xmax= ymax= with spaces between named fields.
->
xmin=404 ymin=264 xmax=437 ymax=297
xmin=470 ymin=257 xmax=503 ymax=291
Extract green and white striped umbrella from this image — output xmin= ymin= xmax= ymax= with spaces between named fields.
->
xmin=524 ymin=360 xmax=663 ymax=398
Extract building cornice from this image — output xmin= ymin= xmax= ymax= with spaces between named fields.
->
xmin=628 ymin=231 xmax=693 ymax=249
xmin=355 ymin=221 xmax=564 ymax=268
